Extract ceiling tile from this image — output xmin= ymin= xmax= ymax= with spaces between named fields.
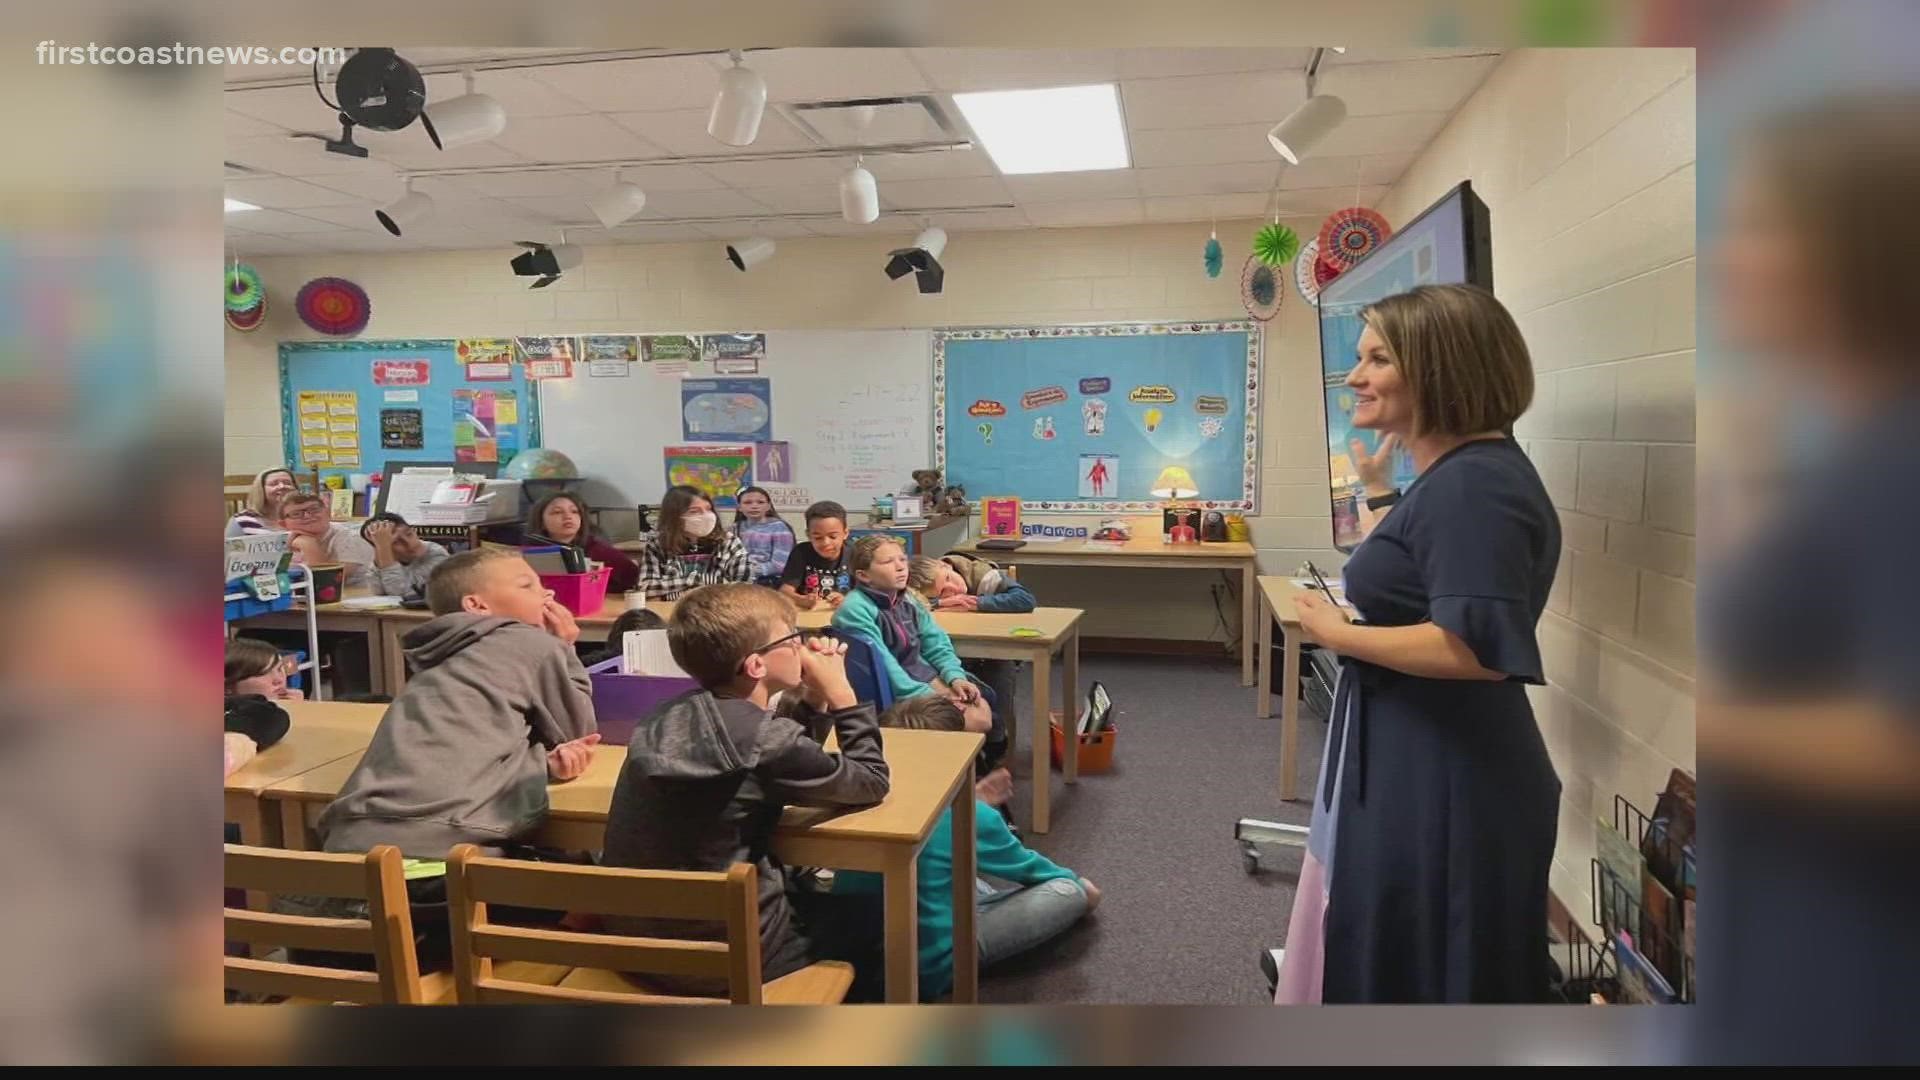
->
xmin=699 ymin=157 xmax=848 ymax=189
xmin=225 ymin=111 xmax=286 ymax=139
xmin=225 ymin=134 xmax=387 ymax=176
xmin=603 ymin=222 xmax=714 ymax=244
xmin=225 ymin=176 xmax=367 ymax=209
xmin=1135 ymin=161 xmax=1287 ymax=198
xmin=1115 ymin=48 xmax=1312 ymax=80
xmin=1141 ymin=192 xmax=1271 ymax=223
xmin=719 ymin=48 xmax=931 ymax=102
xmin=226 ymin=209 xmax=356 ymax=234
xmin=615 ymin=163 xmax=730 ymax=193
xmin=1313 ymin=56 xmax=1500 ymax=118
xmin=450 ymin=170 xmax=604 ymax=198
xmin=639 ymin=189 xmax=770 ymax=217
xmin=911 ymin=49 xmax=1121 ymax=93
xmin=1002 ymin=170 xmax=1140 ymax=202
xmin=227 ymin=234 xmax=314 ymax=257
xmin=1121 ymin=71 xmax=1307 ymax=130
xmin=522 ymin=55 xmax=722 ymax=113
xmin=303 ymin=164 xmax=409 ymax=202
xmin=502 ymin=194 xmax=601 ymax=222
xmin=692 ymin=219 xmax=816 ymax=240
xmin=224 ymin=85 xmax=341 ymax=131
xmin=274 ymin=204 xmax=390 ymax=232
xmin=923 ymin=208 xmax=1031 ymax=232
xmin=487 ymin=113 xmax=661 ymax=164
xmin=420 ymin=68 xmax=597 ymax=120
xmin=1129 ymin=123 xmax=1281 ymax=168
xmin=1022 ymin=199 xmax=1146 ymax=228
xmin=864 ymin=147 xmax=997 ymax=181
xmin=608 ymin=107 xmax=819 ymax=155
xmin=1267 ymin=184 xmax=1391 ymax=216
xmin=878 ymin=176 xmax=1012 ymax=210
xmin=1309 ymin=111 xmax=1450 ymax=159
xmin=739 ymin=184 xmax=846 ymax=215
xmin=355 ymin=128 xmax=533 ymax=170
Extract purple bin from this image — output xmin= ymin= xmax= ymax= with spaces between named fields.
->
xmin=587 ymin=657 xmax=699 ymax=746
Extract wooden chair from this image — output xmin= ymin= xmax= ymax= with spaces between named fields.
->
xmin=446 ymin=845 xmax=855 ymax=1005
xmin=223 ymin=843 xmax=438 ymax=1005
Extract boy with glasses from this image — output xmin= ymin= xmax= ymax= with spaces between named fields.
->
xmin=602 ymin=583 xmax=891 ymax=995
xmin=278 ymin=490 xmax=375 ymax=590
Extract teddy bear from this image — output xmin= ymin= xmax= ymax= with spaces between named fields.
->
xmin=938 ymin=484 xmax=968 ymax=516
xmin=910 ymin=468 xmax=945 ymax=505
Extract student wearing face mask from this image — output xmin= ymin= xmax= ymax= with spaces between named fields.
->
xmin=636 ymin=484 xmax=752 ymax=600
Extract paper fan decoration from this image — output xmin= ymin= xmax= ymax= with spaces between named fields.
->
xmin=1315 ymin=250 xmax=1344 ymax=289
xmin=1294 ymin=236 xmax=1324 ymax=307
xmin=225 ymin=262 xmax=264 ymax=313
xmin=1240 ymin=255 xmax=1282 ymax=321
xmin=1318 ymin=206 xmax=1392 ymax=271
xmin=1252 ymin=222 xmax=1300 ymax=267
xmin=1203 ymin=234 xmax=1223 ymax=278
xmin=295 ymin=277 xmax=371 ymax=336
xmin=226 ymin=294 xmax=266 ymax=332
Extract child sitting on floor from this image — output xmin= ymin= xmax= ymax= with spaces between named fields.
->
xmin=831 ymin=693 xmax=1100 ymax=1001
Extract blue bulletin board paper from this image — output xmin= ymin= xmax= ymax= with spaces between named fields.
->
xmin=279 ymin=339 xmax=542 ymax=482
xmin=934 ymin=322 xmax=1259 ymax=512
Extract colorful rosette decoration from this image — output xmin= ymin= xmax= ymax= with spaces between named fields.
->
xmin=1317 ymin=206 xmax=1392 ymax=271
xmin=295 ymin=276 xmax=371 ymax=336
xmin=225 ymin=262 xmax=266 ymax=331
xmin=1252 ymin=222 xmax=1300 ymax=267
xmin=1240 ymin=255 xmax=1282 ymax=322
xmin=1203 ymin=234 xmax=1224 ymax=278
xmin=1294 ymin=236 xmax=1324 ymax=307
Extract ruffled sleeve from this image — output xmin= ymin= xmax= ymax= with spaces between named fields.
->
xmin=1410 ymin=457 xmax=1553 ymax=683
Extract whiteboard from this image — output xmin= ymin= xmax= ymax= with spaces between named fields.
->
xmin=536 ymin=329 xmax=933 ymax=513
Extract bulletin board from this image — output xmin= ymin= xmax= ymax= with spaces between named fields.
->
xmin=278 ymin=339 xmax=542 ymax=484
xmin=933 ymin=322 xmax=1260 ymax=512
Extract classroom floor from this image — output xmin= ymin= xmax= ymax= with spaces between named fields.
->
xmin=985 ymin=652 xmax=1328 ymax=1004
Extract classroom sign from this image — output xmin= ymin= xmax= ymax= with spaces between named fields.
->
xmin=372 ymin=359 xmax=431 ymax=386
xmin=457 ymin=338 xmax=514 ymax=381
xmin=295 ymin=390 xmax=358 ymax=467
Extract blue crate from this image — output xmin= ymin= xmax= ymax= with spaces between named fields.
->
xmin=223 ymin=576 xmax=296 ymax=622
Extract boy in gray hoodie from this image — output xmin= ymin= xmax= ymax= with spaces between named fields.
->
xmin=321 ymin=547 xmax=601 ymax=859
xmin=601 ymin=582 xmax=890 ymax=994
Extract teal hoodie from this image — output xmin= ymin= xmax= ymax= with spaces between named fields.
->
xmin=832 ymin=585 xmax=968 ymax=700
xmin=835 ymin=798 xmax=1077 ymax=999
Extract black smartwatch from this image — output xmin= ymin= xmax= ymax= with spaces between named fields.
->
xmin=1365 ymin=490 xmax=1402 ymax=511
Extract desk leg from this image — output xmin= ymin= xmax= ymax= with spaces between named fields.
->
xmin=365 ymin=618 xmax=391 ymax=698
xmin=278 ymin=799 xmax=316 ymax=851
xmin=883 ymin=848 xmax=920 ymax=1004
xmin=1257 ymin=589 xmax=1275 ymax=719
xmin=1280 ymin=622 xmax=1302 ymax=802
xmin=1241 ymin=562 xmax=1257 ymax=687
xmin=950 ymin=766 xmax=978 ymax=1004
xmin=381 ymin=620 xmax=409 ymax=694
xmin=1059 ymin=633 xmax=1080 ymax=785
xmin=1030 ymin=648 xmax=1053 ymax=835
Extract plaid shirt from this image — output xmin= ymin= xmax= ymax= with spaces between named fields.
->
xmin=638 ymin=532 xmax=752 ymax=599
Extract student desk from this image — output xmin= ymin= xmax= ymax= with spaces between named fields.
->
xmin=266 ymin=727 xmax=985 ymax=1006
xmin=223 ymin=701 xmax=386 ymax=849
xmin=1255 ymin=576 xmax=1336 ymax=802
xmin=948 ymin=535 xmax=1260 ymax=686
xmin=232 ymin=592 xmax=396 ymax=696
xmin=378 ymin=598 xmax=1083 ymax=836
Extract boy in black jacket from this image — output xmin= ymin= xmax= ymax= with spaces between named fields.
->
xmin=601 ymin=583 xmax=890 ymax=992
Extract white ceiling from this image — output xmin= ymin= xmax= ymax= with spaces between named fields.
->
xmin=224 ymin=47 xmax=1500 ymax=256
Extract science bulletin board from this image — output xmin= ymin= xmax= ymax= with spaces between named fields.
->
xmin=279 ymin=339 xmax=542 ymax=484
xmin=933 ymin=321 xmax=1260 ymax=512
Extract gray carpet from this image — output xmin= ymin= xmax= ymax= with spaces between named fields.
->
xmin=982 ymin=652 xmax=1327 ymax=1004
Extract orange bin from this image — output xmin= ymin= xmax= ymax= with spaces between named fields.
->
xmin=1049 ymin=710 xmax=1116 ymax=773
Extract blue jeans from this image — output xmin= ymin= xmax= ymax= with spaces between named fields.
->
xmin=976 ymin=876 xmax=1089 ymax=968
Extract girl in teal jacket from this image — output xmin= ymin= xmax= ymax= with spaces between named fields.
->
xmin=832 ymin=536 xmax=990 ymax=733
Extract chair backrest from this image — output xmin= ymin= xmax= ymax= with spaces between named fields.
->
xmin=446 ymin=845 xmax=762 ymax=1005
xmin=223 ymin=843 xmax=430 ymax=1004
xmin=829 ymin=629 xmax=894 ymax=711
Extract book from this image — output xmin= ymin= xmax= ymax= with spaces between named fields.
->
xmin=621 ymin=628 xmax=688 ymax=678
xmin=1594 ymin=818 xmax=1645 ymax=930
xmin=981 ymin=497 xmax=1021 ymax=539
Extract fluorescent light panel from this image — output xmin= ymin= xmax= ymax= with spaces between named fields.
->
xmin=951 ymin=84 xmax=1130 ymax=175
xmin=224 ymin=198 xmax=259 ymax=212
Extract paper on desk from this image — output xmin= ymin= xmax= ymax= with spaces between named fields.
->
xmin=1289 ymin=577 xmax=1355 ymax=610
xmin=622 ymin=629 xmax=689 ymax=677
xmin=339 ymin=595 xmax=403 ymax=610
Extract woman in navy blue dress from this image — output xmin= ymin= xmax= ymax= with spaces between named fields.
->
xmin=1291 ymin=284 xmax=1562 ymax=1002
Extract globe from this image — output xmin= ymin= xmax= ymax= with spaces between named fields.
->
xmin=502 ymin=447 xmax=579 ymax=481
